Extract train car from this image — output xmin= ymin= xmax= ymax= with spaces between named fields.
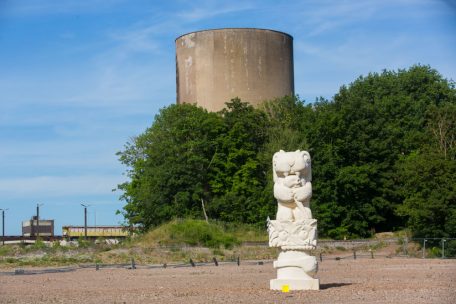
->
xmin=62 ymin=226 xmax=130 ymax=239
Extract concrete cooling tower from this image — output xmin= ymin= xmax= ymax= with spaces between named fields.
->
xmin=176 ymin=28 xmax=294 ymax=112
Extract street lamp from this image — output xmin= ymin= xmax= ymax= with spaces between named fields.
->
xmin=422 ymin=239 xmax=428 ymax=259
xmin=442 ymin=239 xmax=446 ymax=259
xmin=0 ymin=208 xmax=8 ymax=245
xmin=36 ymin=203 xmax=44 ymax=239
xmin=81 ymin=204 xmax=90 ymax=240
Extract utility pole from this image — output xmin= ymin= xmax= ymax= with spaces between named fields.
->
xmin=0 ymin=208 xmax=7 ymax=246
xmin=36 ymin=203 xmax=43 ymax=239
xmin=81 ymin=204 xmax=90 ymax=240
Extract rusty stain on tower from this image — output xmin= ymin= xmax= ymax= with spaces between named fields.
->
xmin=176 ymin=28 xmax=294 ymax=112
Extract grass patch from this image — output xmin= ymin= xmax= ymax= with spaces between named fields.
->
xmin=220 ymin=222 xmax=268 ymax=243
xmin=0 ymin=219 xmax=273 ymax=267
xmin=368 ymin=241 xmax=386 ymax=251
xmin=140 ymin=219 xmax=241 ymax=249
xmin=0 ymin=245 xmax=14 ymax=256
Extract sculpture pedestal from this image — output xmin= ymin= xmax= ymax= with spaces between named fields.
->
xmin=270 ymin=278 xmax=319 ymax=291
xmin=270 ymin=250 xmax=319 ymax=290
xmin=269 ymin=150 xmax=319 ymax=291
xmin=268 ymin=220 xmax=320 ymax=291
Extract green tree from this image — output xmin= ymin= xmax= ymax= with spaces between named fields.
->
xmin=396 ymin=101 xmax=456 ymax=240
xmin=117 ymin=104 xmax=224 ymax=229
xmin=309 ymin=65 xmax=455 ymax=238
xmin=117 ymin=65 xmax=456 ymax=240
xmin=207 ymin=98 xmax=271 ymax=224
xmin=396 ymin=150 xmax=456 ymax=239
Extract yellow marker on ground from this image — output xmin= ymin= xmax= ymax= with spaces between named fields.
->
xmin=281 ymin=285 xmax=290 ymax=293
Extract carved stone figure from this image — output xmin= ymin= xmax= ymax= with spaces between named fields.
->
xmin=269 ymin=150 xmax=319 ymax=290
xmin=273 ymin=150 xmax=312 ymax=221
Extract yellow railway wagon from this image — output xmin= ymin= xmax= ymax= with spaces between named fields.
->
xmin=62 ymin=226 xmax=129 ymax=238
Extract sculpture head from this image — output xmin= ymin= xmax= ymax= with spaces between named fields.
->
xmin=273 ymin=150 xmax=311 ymax=182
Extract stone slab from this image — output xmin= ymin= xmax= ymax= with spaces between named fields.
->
xmin=270 ymin=278 xmax=320 ymax=291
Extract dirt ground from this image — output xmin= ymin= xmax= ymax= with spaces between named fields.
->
xmin=0 ymin=258 xmax=455 ymax=304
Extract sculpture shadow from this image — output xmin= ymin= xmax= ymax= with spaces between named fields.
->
xmin=320 ymin=282 xmax=353 ymax=290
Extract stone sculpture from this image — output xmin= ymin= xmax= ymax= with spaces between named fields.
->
xmin=269 ymin=150 xmax=319 ymax=290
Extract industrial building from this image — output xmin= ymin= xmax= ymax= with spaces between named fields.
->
xmin=22 ymin=216 xmax=54 ymax=237
xmin=176 ymin=28 xmax=294 ymax=112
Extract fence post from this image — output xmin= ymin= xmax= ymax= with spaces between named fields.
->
xmin=319 ymin=253 xmax=323 ymax=262
xmin=353 ymin=250 xmax=357 ymax=260
xmin=370 ymin=250 xmax=374 ymax=259
xmin=442 ymin=239 xmax=446 ymax=259
xmin=404 ymin=237 xmax=408 ymax=256
xmin=422 ymin=239 xmax=427 ymax=259
xmin=237 ymin=256 xmax=240 ymax=266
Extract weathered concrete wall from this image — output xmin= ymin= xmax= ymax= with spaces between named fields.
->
xmin=176 ymin=28 xmax=294 ymax=112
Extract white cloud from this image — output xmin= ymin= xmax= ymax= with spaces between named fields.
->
xmin=4 ymin=0 xmax=126 ymax=16
xmin=176 ymin=3 xmax=254 ymax=22
xmin=0 ymin=175 xmax=124 ymax=199
xmin=106 ymin=20 xmax=177 ymax=57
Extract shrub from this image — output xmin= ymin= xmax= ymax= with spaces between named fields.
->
xmin=167 ymin=219 xmax=240 ymax=249
xmin=143 ymin=219 xmax=241 ymax=249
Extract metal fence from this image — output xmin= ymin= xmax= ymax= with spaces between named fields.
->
xmin=0 ymin=257 xmax=271 ymax=276
xmin=408 ymin=238 xmax=456 ymax=259
xmin=316 ymin=237 xmax=456 ymax=260
xmin=1 ymin=237 xmax=455 ymax=277
xmin=2 ymin=245 xmax=454 ymax=277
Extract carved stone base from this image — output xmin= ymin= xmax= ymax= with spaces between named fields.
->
xmin=270 ymin=278 xmax=320 ymax=291
xmin=267 ymin=218 xmax=317 ymax=250
xmin=270 ymin=250 xmax=319 ymax=291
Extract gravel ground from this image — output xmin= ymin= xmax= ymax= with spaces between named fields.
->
xmin=1 ymin=258 xmax=455 ymax=304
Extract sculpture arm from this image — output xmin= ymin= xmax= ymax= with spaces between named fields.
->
xmin=274 ymin=183 xmax=295 ymax=203
xmin=293 ymin=181 xmax=312 ymax=202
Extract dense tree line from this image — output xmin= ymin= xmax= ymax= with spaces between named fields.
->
xmin=117 ymin=65 xmax=455 ymax=240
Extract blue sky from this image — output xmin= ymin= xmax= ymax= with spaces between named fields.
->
xmin=0 ymin=0 xmax=455 ymax=235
